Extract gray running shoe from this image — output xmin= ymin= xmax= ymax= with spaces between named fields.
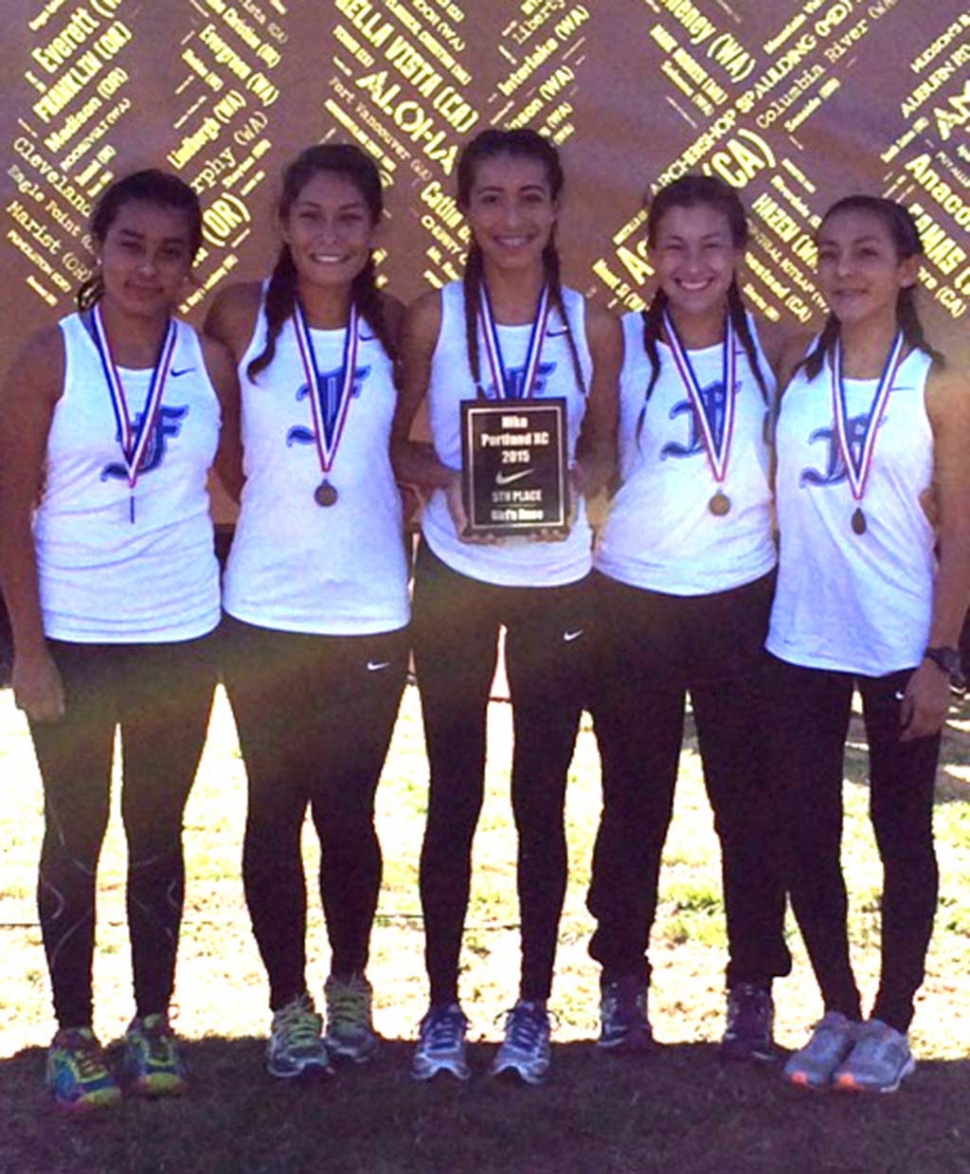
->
xmin=490 ymin=999 xmax=551 ymax=1085
xmin=783 ymin=1011 xmax=857 ymax=1090
xmin=412 ymin=1003 xmax=471 ymax=1081
xmin=267 ymin=994 xmax=332 ymax=1080
xmin=324 ymin=974 xmax=379 ymax=1064
xmin=832 ymin=1019 xmax=915 ymax=1093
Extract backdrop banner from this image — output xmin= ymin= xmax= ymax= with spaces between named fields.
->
xmin=2 ymin=0 xmax=968 ymax=369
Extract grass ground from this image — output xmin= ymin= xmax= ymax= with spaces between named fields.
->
xmin=1 ymin=684 xmax=969 ymax=1174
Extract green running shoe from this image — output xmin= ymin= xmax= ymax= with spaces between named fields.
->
xmin=123 ymin=1014 xmax=187 ymax=1097
xmin=324 ymin=974 xmax=380 ymax=1064
xmin=267 ymin=994 xmax=331 ymax=1080
xmin=46 ymin=1027 xmax=122 ymax=1113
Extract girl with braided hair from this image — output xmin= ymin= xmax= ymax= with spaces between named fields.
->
xmin=392 ymin=128 xmax=620 ymax=1084
xmin=205 ymin=143 xmax=409 ymax=1079
xmin=770 ymin=196 xmax=970 ymax=1093
xmin=586 ymin=174 xmax=792 ymax=1061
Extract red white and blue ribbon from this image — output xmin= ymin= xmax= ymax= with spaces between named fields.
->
xmin=830 ymin=330 xmax=905 ymax=505
xmin=292 ymin=300 xmax=359 ymax=477
xmin=664 ymin=310 xmax=737 ymax=489
xmin=478 ymin=283 xmax=550 ymax=400
xmin=91 ymin=303 xmax=177 ymax=494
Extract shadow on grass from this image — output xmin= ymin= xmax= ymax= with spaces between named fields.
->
xmin=3 ymin=1037 xmax=970 ymax=1174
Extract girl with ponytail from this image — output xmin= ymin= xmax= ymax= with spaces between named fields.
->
xmin=769 ymin=196 xmax=970 ymax=1093
xmin=587 ymin=174 xmax=792 ymax=1062
xmin=205 ymin=143 xmax=409 ymax=1080
xmin=392 ymin=127 xmax=620 ymax=1085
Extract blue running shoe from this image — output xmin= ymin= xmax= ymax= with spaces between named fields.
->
xmin=267 ymin=994 xmax=332 ymax=1080
xmin=123 ymin=1013 xmax=187 ymax=1097
xmin=490 ymin=999 xmax=551 ymax=1085
xmin=46 ymin=1027 xmax=121 ymax=1113
xmin=833 ymin=1019 xmax=915 ymax=1094
xmin=784 ymin=1011 xmax=857 ymax=1090
xmin=412 ymin=1003 xmax=470 ymax=1081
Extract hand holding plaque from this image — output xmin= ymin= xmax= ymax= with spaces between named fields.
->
xmin=460 ymin=398 xmax=569 ymax=538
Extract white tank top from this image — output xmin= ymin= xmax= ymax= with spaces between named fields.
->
xmin=421 ymin=280 xmax=593 ymax=587
xmin=594 ymin=311 xmax=777 ymax=595
xmin=223 ymin=299 xmax=409 ymax=635
xmin=767 ymin=345 xmax=935 ymax=675
xmin=34 ymin=312 xmax=221 ymax=643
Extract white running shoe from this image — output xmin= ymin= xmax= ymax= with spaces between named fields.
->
xmin=832 ymin=1019 xmax=915 ymax=1093
xmin=412 ymin=1003 xmax=471 ymax=1081
xmin=783 ymin=1011 xmax=857 ymax=1090
xmin=489 ymin=999 xmax=551 ymax=1086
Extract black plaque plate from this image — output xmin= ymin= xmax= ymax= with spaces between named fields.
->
xmin=460 ymin=397 xmax=568 ymax=537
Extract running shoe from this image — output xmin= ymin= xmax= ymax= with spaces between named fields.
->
xmin=489 ymin=999 xmax=551 ymax=1086
xmin=324 ymin=974 xmax=379 ymax=1064
xmin=123 ymin=1013 xmax=187 ymax=1097
xmin=720 ymin=983 xmax=776 ymax=1062
xmin=266 ymin=994 xmax=331 ymax=1080
xmin=411 ymin=1003 xmax=471 ymax=1081
xmin=832 ymin=1019 xmax=916 ymax=1093
xmin=46 ymin=1026 xmax=121 ymax=1113
xmin=783 ymin=1011 xmax=857 ymax=1090
xmin=597 ymin=976 xmax=652 ymax=1053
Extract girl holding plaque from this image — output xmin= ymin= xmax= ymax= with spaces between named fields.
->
xmin=392 ymin=128 xmax=620 ymax=1085
xmin=586 ymin=175 xmax=792 ymax=1061
xmin=770 ymin=197 xmax=970 ymax=1093
xmin=205 ymin=144 xmax=409 ymax=1080
xmin=0 ymin=171 xmax=237 ymax=1111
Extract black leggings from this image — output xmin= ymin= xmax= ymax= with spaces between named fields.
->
xmin=221 ymin=616 xmax=407 ymax=1011
xmin=586 ymin=570 xmax=792 ymax=989
xmin=31 ymin=635 xmax=217 ymax=1029
xmin=766 ymin=656 xmax=940 ymax=1034
xmin=412 ymin=542 xmax=591 ymax=1005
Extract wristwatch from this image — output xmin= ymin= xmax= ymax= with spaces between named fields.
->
xmin=923 ymin=645 xmax=963 ymax=684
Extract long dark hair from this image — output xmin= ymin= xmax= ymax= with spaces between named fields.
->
xmin=76 ymin=170 xmax=202 ymax=311
xmin=802 ymin=195 xmax=944 ymax=379
xmin=639 ymin=174 xmax=769 ymax=407
xmin=247 ymin=143 xmax=394 ymax=380
xmin=456 ymin=128 xmax=586 ymax=395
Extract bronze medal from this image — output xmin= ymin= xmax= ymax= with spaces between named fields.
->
xmin=709 ymin=491 xmax=731 ymax=517
xmin=851 ymin=506 xmax=867 ymax=535
xmin=314 ymin=480 xmax=338 ymax=507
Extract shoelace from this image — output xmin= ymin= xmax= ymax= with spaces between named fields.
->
xmin=62 ymin=1033 xmax=106 ymax=1080
xmin=328 ymin=984 xmax=369 ymax=1029
xmin=279 ymin=1001 xmax=322 ymax=1047
xmin=505 ymin=1006 xmax=545 ymax=1050
xmin=141 ymin=1022 xmax=175 ymax=1064
xmin=727 ymin=988 xmax=767 ymax=1033
xmin=424 ymin=1009 xmax=465 ymax=1050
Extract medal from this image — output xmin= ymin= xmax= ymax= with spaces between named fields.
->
xmin=478 ymin=283 xmax=550 ymax=400
xmin=830 ymin=332 xmax=905 ymax=538
xmin=709 ymin=490 xmax=731 ymax=516
xmin=663 ymin=311 xmax=737 ymax=517
xmin=91 ymin=303 xmax=178 ymax=525
xmin=292 ymin=300 xmax=359 ymax=508
xmin=314 ymin=480 xmax=338 ymax=507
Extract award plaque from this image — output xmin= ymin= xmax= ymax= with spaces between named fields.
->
xmin=460 ymin=397 xmax=569 ymax=537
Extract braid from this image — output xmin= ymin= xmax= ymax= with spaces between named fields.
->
xmin=633 ymin=287 xmax=667 ymax=447
xmin=247 ymin=246 xmax=297 ymax=381
xmin=76 ymin=273 xmax=104 ymax=312
xmin=463 ymin=243 xmax=485 ymax=394
xmin=802 ymin=313 xmax=840 ymax=381
xmin=726 ymin=278 xmax=769 ymax=403
xmin=543 ymin=239 xmax=586 ymax=395
xmin=897 ymin=286 xmax=946 ymax=369
xmin=352 ymin=253 xmax=396 ymax=363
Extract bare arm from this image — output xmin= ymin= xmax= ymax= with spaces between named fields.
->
xmin=0 ymin=327 xmax=66 ymax=721
xmin=573 ymin=302 xmax=620 ymax=500
xmin=901 ymin=365 xmax=970 ymax=740
xmin=200 ymin=332 xmax=244 ymax=503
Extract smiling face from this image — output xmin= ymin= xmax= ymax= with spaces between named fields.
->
xmin=281 ymin=169 xmax=377 ymax=291
xmin=97 ymin=200 xmax=195 ymax=319
xmin=815 ymin=208 xmax=919 ymax=330
xmin=648 ymin=202 xmax=742 ymax=324
xmin=462 ymin=152 xmax=558 ymax=275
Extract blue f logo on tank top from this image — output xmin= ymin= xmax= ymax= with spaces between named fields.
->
xmin=100 ymin=404 xmax=189 ymax=481
xmin=660 ymin=378 xmax=735 ymax=461
xmin=800 ymin=414 xmax=888 ymax=488
xmin=287 ymin=365 xmax=371 ymax=448
xmin=485 ymin=360 xmax=556 ymax=402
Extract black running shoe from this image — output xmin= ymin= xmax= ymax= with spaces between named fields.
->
xmin=597 ymin=976 xmax=652 ymax=1053
xmin=720 ymin=983 xmax=776 ymax=1062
